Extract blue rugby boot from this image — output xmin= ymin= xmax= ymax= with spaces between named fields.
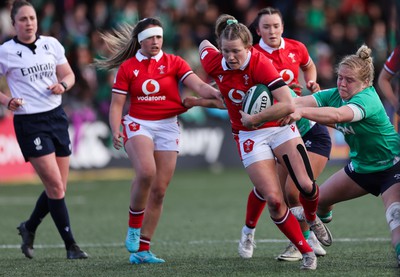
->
xmin=125 ymin=227 xmax=140 ymax=253
xmin=129 ymin=251 xmax=165 ymax=264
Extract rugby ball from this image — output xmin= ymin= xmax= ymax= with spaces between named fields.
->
xmin=242 ymin=84 xmax=273 ymax=115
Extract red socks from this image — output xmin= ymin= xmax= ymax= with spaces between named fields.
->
xmin=128 ymin=208 xmax=144 ymax=228
xmin=299 ymin=185 xmax=319 ymax=222
xmin=138 ymin=236 xmax=151 ymax=252
xmin=273 ymin=209 xmax=312 ymax=254
xmin=245 ymin=188 xmax=266 ymax=228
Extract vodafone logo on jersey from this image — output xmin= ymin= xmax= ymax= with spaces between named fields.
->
xmin=228 ymin=89 xmax=246 ymax=104
xmin=138 ymin=79 xmax=166 ymax=101
xmin=142 ymin=79 xmax=160 ymax=95
xmin=280 ymin=69 xmax=294 ymax=84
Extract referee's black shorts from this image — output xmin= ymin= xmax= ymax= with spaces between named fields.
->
xmin=13 ymin=105 xmax=71 ymax=162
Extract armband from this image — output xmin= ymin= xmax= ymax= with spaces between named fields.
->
xmin=347 ymin=104 xmax=364 ymax=122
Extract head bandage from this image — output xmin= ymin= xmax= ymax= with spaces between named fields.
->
xmin=138 ymin=27 xmax=163 ymax=43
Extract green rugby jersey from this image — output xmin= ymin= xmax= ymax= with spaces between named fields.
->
xmin=290 ymin=89 xmax=314 ymax=137
xmin=313 ymin=86 xmax=400 ymax=173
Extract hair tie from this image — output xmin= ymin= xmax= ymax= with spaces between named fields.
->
xmin=7 ymin=98 xmax=15 ymax=110
xmin=227 ymin=19 xmax=238 ymax=25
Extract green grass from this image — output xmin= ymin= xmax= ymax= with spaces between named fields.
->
xmin=0 ymin=163 xmax=398 ymax=276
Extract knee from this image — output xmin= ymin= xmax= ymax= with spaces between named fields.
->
xmin=266 ymin=196 xmax=284 ymax=213
xmin=299 ymin=181 xmax=317 ymax=199
xmin=46 ymin=185 xmax=65 ymax=199
xmin=136 ymin=168 xmax=156 ymax=186
xmin=150 ymin=185 xmax=168 ymax=204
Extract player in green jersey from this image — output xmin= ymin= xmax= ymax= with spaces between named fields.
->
xmin=278 ymin=44 xmax=400 ymax=268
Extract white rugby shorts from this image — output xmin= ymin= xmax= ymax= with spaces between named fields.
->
xmin=237 ymin=124 xmax=300 ymax=168
xmin=122 ymin=115 xmax=180 ymax=152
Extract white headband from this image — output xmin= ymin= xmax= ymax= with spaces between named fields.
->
xmin=138 ymin=27 xmax=163 ymax=43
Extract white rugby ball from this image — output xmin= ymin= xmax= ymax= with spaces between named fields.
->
xmin=242 ymin=84 xmax=273 ymax=115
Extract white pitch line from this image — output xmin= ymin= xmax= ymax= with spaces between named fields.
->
xmin=0 ymin=237 xmax=390 ymax=250
xmin=0 ymin=196 xmax=87 ymax=205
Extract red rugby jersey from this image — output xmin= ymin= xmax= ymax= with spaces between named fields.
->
xmin=112 ymin=50 xmax=191 ymax=120
xmin=383 ymin=45 xmax=400 ymax=75
xmin=200 ymin=46 xmax=283 ymax=131
xmin=254 ymin=38 xmax=311 ymax=95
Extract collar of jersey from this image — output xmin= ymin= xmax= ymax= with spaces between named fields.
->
xmin=221 ymin=50 xmax=251 ymax=71
xmin=136 ymin=50 xmax=163 ymax=62
xmin=13 ymin=35 xmax=40 ymax=53
xmin=258 ymin=37 xmax=285 ymax=54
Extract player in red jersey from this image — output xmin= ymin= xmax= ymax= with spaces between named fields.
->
xmin=198 ymin=14 xmax=332 ymax=270
xmin=378 ymin=45 xmax=400 ymax=132
xmin=251 ymin=11 xmax=319 ymax=95
xmin=184 ymin=7 xmax=331 ymax=261
xmin=95 ymin=17 xmax=221 ymax=264
xmin=238 ymin=7 xmax=331 ymax=261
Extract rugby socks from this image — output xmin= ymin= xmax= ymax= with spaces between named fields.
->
xmin=299 ymin=185 xmax=319 ymax=222
xmin=396 ymin=242 xmax=400 ymax=260
xmin=25 ymin=191 xmax=49 ymax=233
xmin=138 ymin=236 xmax=151 ymax=252
xmin=47 ymin=197 xmax=75 ymax=249
xmin=242 ymin=225 xmax=255 ymax=235
xmin=303 ymin=229 xmax=310 ymax=240
xmin=317 ymin=210 xmax=333 ymax=223
xmin=129 ymin=208 xmax=145 ymax=228
xmin=245 ymin=188 xmax=266 ymax=228
xmin=272 ymin=209 xmax=312 ymax=254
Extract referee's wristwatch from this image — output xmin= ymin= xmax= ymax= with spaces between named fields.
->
xmin=60 ymin=81 xmax=68 ymax=91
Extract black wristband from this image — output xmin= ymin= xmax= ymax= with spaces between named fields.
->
xmin=60 ymin=81 xmax=68 ymax=91
xmin=7 ymin=98 xmax=15 ymax=110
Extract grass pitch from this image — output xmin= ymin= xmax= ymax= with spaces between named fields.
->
xmin=0 ymin=163 xmax=398 ymax=276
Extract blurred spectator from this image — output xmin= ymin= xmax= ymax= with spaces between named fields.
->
xmin=90 ymin=30 xmax=114 ymax=122
xmin=314 ymin=42 xmax=336 ymax=89
xmin=305 ymin=0 xmax=327 ymax=42
xmin=89 ymin=0 xmax=111 ymax=30
xmin=326 ymin=21 xmax=347 ymax=65
xmin=64 ymin=2 xmax=91 ymax=46
xmin=119 ymin=0 xmax=140 ymax=26
xmin=0 ymin=4 xmax=13 ymax=42
xmin=368 ymin=20 xmax=389 ymax=75
xmin=39 ymin=1 xmax=56 ymax=35
xmin=346 ymin=1 xmax=371 ymax=34
xmin=64 ymin=43 xmax=97 ymax=149
xmin=343 ymin=23 xmax=363 ymax=56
